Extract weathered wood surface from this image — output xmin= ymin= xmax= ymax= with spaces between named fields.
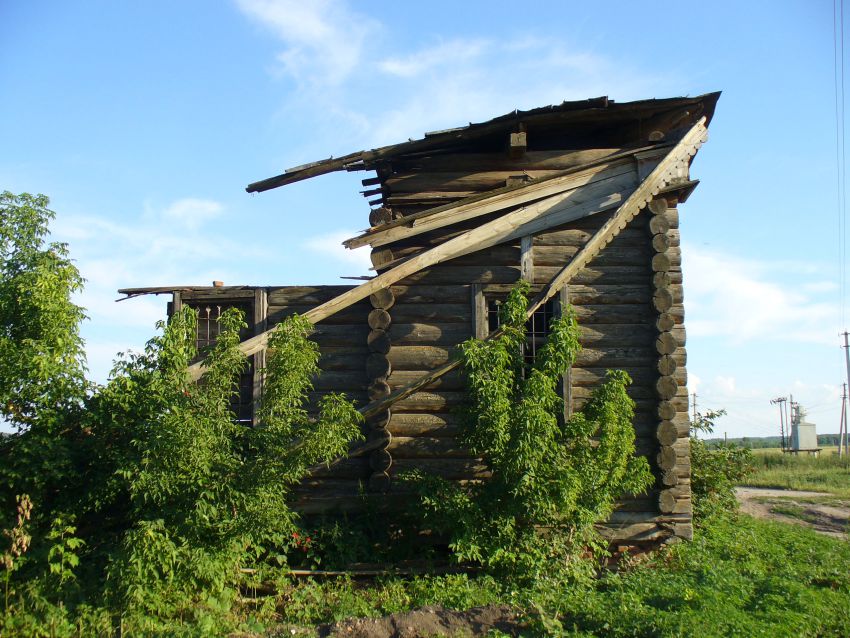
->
xmin=346 ymin=148 xmax=664 ymax=249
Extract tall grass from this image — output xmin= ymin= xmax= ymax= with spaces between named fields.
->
xmin=743 ymin=449 xmax=850 ymax=497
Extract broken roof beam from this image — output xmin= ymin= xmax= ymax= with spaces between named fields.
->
xmin=344 ymin=143 xmax=670 ymax=248
xmin=357 ymin=117 xmax=708 ymax=419
xmin=344 ymin=146 xmax=669 ymax=250
xmin=244 ymin=94 xmax=719 ymax=194
xmin=190 ymin=118 xmax=707 ymax=384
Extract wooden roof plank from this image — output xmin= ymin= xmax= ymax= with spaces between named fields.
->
xmin=343 ymin=143 xmax=670 ymax=249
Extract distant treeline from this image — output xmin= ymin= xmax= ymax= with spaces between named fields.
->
xmin=704 ymin=435 xmax=843 ymax=449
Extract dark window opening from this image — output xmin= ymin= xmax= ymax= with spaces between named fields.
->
xmin=188 ymin=303 xmax=255 ymax=426
xmin=487 ymin=297 xmax=560 ymax=365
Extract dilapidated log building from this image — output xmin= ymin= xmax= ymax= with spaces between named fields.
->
xmin=121 ymin=93 xmax=719 ymax=546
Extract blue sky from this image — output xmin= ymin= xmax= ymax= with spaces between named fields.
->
xmin=1 ymin=0 xmax=844 ymax=437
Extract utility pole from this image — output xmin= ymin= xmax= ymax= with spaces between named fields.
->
xmin=838 ymin=383 xmax=847 ymax=458
xmin=838 ymin=330 xmax=850 ymax=456
xmin=691 ymin=392 xmax=698 ymax=425
xmin=771 ymin=397 xmax=787 ymax=451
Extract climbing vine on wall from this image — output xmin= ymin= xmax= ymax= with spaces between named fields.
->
xmin=406 ymin=281 xmax=653 ymax=583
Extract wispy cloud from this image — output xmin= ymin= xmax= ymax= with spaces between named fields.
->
xmin=234 ymin=1 xmax=672 ymax=151
xmin=234 ymin=0 xmax=379 ymax=86
xmin=683 ymin=244 xmax=837 ymax=345
xmin=378 ymin=38 xmax=489 ymax=78
xmin=50 ymin=197 xmax=262 ymax=382
xmin=306 ymin=230 xmax=371 ymax=271
xmin=158 ymin=198 xmax=224 ymax=230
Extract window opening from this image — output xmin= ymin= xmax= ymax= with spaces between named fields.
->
xmin=189 ymin=303 xmax=254 ymax=425
xmin=487 ymin=297 xmax=559 ymax=365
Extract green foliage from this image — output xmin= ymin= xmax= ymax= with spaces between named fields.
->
xmin=745 ymin=450 xmax=850 ymax=498
xmin=533 ymin=513 xmax=850 ymax=637
xmin=689 ymin=409 xmax=754 ymax=519
xmin=406 ymin=281 xmax=653 ymax=582
xmin=0 ymin=192 xmax=364 ymax=634
xmin=0 ymin=192 xmax=87 ymax=425
xmin=277 ymin=573 xmax=503 ymax=626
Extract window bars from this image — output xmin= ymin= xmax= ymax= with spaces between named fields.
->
xmin=192 ymin=303 xmax=255 ymax=425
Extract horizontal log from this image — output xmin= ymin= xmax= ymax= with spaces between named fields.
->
xmin=389 ymin=148 xmax=627 ymax=173
xmin=388 ymin=303 xmax=471 ymax=324
xmin=573 ymin=266 xmax=682 ymax=285
xmin=390 ymin=323 xmax=472 ymax=346
xmin=571 ymin=304 xmax=683 ymax=325
xmin=368 ymin=308 xmax=392 ymax=331
xmin=389 ymin=369 xmax=466 ymax=391
xmin=384 ymin=169 xmax=566 ymax=193
xmin=316 ymin=347 xmax=370 ymax=371
xmin=311 ymin=370 xmax=367 ymax=392
xmin=309 ymin=324 xmax=370 ymax=346
xmin=571 ymin=366 xmax=686 ymax=388
xmin=366 ymin=353 xmax=392 ymax=379
xmin=370 ymin=449 xmax=392 ymax=473
xmin=647 ymin=198 xmax=668 ymax=216
xmin=391 ymin=391 xmax=467 ymax=412
xmin=399 ymin=265 xmax=521 ymax=286
xmin=648 ymin=215 xmax=669 ymax=235
xmin=267 ymin=305 xmax=369 ymax=326
xmin=389 ymin=412 xmax=462 ymax=437
xmin=534 ymin=226 xmax=655 ymax=247
xmin=389 ymin=436 xmax=471 ymax=458
xmin=267 ymin=286 xmax=358 ymax=306
xmin=367 ymin=409 xmax=391 ymax=429
xmin=308 ymin=457 xmax=370 ymax=479
xmin=390 ymin=284 xmax=472 ymax=304
xmin=565 ymin=283 xmax=654 ymax=305
xmin=370 ymin=288 xmax=395 ymax=310
xmin=531 ymin=244 xmax=652 ymax=268
xmin=367 ymin=330 xmax=391 ymax=354
xmin=368 ymin=379 xmax=391 ymax=400
xmin=597 ymin=523 xmax=667 ymax=541
xmin=390 ymin=458 xmax=490 ymax=480
xmin=387 ymin=345 xmax=454 ymax=370
xmin=657 ymin=446 xmax=677 ymax=470
xmin=656 ymin=376 xmax=679 ymax=400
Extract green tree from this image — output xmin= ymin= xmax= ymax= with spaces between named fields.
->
xmin=689 ymin=409 xmax=754 ymax=520
xmin=0 ymin=192 xmax=364 ymax=632
xmin=406 ymin=282 xmax=653 ymax=583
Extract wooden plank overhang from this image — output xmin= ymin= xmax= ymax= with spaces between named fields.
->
xmin=187 ymin=118 xmax=709 ymax=395
xmin=246 ymin=93 xmax=719 ymax=193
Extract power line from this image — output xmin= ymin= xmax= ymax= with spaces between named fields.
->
xmin=835 ymin=0 xmax=847 ymax=328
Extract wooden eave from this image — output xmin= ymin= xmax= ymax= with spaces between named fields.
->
xmin=245 ymin=93 xmax=720 ymax=193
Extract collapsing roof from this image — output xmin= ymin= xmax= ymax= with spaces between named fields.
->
xmin=183 ymin=93 xmax=718 ymax=390
xmin=246 ymin=93 xmax=719 ymax=193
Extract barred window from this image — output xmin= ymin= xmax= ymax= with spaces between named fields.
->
xmin=486 ymin=297 xmax=560 ymax=364
xmin=188 ymin=303 xmax=254 ymax=425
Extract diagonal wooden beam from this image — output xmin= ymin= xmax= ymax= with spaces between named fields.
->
xmin=187 ymin=167 xmax=640 ymax=381
xmin=355 ymin=117 xmax=708 ymax=420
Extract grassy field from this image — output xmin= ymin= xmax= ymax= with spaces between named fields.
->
xmin=267 ymin=514 xmax=850 ymax=637
xmin=742 ymin=447 xmax=850 ymax=498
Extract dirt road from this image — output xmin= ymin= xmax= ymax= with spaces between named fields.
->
xmin=736 ymin=487 xmax=850 ymax=538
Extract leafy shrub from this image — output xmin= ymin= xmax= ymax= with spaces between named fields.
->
xmin=689 ymin=409 xmax=754 ymax=520
xmin=0 ymin=192 xmax=363 ymax=633
xmin=405 ymin=281 xmax=653 ymax=583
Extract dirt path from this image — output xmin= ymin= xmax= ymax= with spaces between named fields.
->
xmin=313 ymin=605 xmax=523 ymax=637
xmin=736 ymin=487 xmax=850 ymax=538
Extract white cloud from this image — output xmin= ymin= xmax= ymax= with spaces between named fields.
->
xmin=159 ymin=198 xmax=223 ymax=230
xmin=379 ymin=39 xmax=489 ymax=77
xmin=305 ymin=230 xmax=371 ymax=272
xmin=683 ymin=243 xmax=837 ymax=345
xmin=234 ymin=0 xmax=378 ymax=85
xmin=49 ymin=198 xmax=271 ymax=383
